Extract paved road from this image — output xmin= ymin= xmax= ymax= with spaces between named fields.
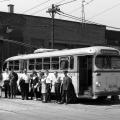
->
xmin=0 ymin=97 xmax=120 ymax=120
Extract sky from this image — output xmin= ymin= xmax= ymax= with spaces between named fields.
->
xmin=0 ymin=0 xmax=120 ymax=30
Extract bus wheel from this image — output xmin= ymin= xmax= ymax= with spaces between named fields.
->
xmin=97 ymin=96 xmax=107 ymax=101
xmin=111 ymin=95 xmax=119 ymax=101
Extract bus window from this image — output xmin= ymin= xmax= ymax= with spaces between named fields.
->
xmin=29 ymin=59 xmax=35 ymax=70
xmin=95 ymin=55 xmax=120 ymax=69
xmin=70 ymin=56 xmax=74 ymax=69
xmin=3 ymin=62 xmax=7 ymax=71
xmin=36 ymin=58 xmax=42 ymax=70
xmin=43 ymin=57 xmax=50 ymax=70
xmin=20 ymin=60 xmax=27 ymax=71
xmin=111 ymin=57 xmax=120 ymax=69
xmin=9 ymin=61 xmax=14 ymax=70
xmin=60 ymin=57 xmax=69 ymax=70
xmin=51 ymin=57 xmax=59 ymax=70
xmin=14 ymin=60 xmax=19 ymax=70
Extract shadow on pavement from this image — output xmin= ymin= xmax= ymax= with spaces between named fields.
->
xmin=75 ymin=98 xmax=120 ymax=106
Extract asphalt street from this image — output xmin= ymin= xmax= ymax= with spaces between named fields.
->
xmin=0 ymin=96 xmax=120 ymax=120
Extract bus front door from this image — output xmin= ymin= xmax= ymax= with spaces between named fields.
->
xmin=78 ymin=56 xmax=92 ymax=97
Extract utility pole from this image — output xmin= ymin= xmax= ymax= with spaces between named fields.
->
xmin=47 ymin=4 xmax=60 ymax=49
xmin=81 ymin=0 xmax=85 ymax=24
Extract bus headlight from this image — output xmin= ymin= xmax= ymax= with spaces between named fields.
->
xmin=96 ymin=82 xmax=101 ymax=87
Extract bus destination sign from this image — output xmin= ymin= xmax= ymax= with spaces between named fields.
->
xmin=101 ymin=49 xmax=119 ymax=55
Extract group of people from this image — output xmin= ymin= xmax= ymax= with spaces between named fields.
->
xmin=1 ymin=68 xmax=76 ymax=104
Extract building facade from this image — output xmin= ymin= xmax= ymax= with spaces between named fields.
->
xmin=0 ymin=11 xmax=106 ymax=69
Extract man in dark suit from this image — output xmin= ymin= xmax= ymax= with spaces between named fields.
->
xmin=9 ymin=69 xmax=18 ymax=98
xmin=61 ymin=70 xmax=72 ymax=104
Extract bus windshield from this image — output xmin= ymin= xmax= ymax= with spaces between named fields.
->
xmin=95 ymin=55 xmax=120 ymax=69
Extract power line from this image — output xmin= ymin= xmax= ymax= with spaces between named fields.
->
xmin=23 ymin=0 xmax=50 ymax=13
xmin=57 ymin=10 xmax=83 ymax=21
xmin=84 ymin=0 xmax=94 ymax=6
xmin=67 ymin=0 xmax=94 ymax=14
xmin=56 ymin=0 xmax=77 ymax=7
xmin=89 ymin=2 xmax=120 ymax=20
xmin=60 ymin=0 xmax=94 ymax=23
xmin=32 ymin=0 xmax=65 ymax=15
xmin=0 ymin=0 xmax=9 ymax=2
xmin=57 ymin=10 xmax=120 ymax=30
xmin=32 ymin=5 xmax=51 ymax=15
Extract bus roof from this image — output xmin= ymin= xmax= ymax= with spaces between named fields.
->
xmin=5 ymin=46 xmax=118 ymax=61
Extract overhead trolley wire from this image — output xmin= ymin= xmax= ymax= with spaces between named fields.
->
xmin=56 ymin=0 xmax=78 ymax=7
xmin=23 ymin=0 xmax=51 ymax=13
xmin=84 ymin=0 xmax=94 ymax=6
xmin=0 ymin=0 xmax=9 ymax=2
xmin=67 ymin=0 xmax=95 ymax=14
xmin=57 ymin=11 xmax=82 ymax=22
xmin=88 ymin=2 xmax=120 ymax=20
xmin=32 ymin=0 xmax=65 ymax=15
xmin=57 ymin=10 xmax=120 ymax=30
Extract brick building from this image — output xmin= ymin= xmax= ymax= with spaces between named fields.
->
xmin=0 ymin=10 xmax=107 ymax=67
xmin=105 ymin=30 xmax=120 ymax=48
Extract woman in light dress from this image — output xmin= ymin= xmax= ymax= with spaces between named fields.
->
xmin=41 ymin=72 xmax=47 ymax=102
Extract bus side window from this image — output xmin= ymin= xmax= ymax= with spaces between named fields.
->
xmin=70 ymin=56 xmax=74 ymax=69
xmin=14 ymin=60 xmax=19 ymax=71
xmin=9 ymin=61 xmax=14 ymax=70
xmin=3 ymin=62 xmax=7 ymax=71
xmin=36 ymin=58 xmax=42 ymax=70
xmin=43 ymin=57 xmax=50 ymax=70
xmin=29 ymin=59 xmax=35 ymax=70
xmin=60 ymin=57 xmax=69 ymax=70
xmin=51 ymin=57 xmax=59 ymax=70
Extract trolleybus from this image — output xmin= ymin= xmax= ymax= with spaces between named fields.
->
xmin=2 ymin=46 xmax=120 ymax=99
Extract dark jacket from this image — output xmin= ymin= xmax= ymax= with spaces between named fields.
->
xmin=9 ymin=72 xmax=18 ymax=85
xmin=33 ymin=77 xmax=39 ymax=87
xmin=62 ymin=76 xmax=72 ymax=91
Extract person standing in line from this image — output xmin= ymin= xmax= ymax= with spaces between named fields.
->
xmin=29 ymin=73 xmax=34 ymax=100
xmin=60 ymin=70 xmax=72 ymax=104
xmin=38 ymin=71 xmax=42 ymax=99
xmin=32 ymin=71 xmax=39 ymax=100
xmin=9 ymin=69 xmax=18 ymax=98
xmin=52 ymin=71 xmax=61 ymax=103
xmin=17 ymin=70 xmax=23 ymax=93
xmin=19 ymin=72 xmax=25 ymax=100
xmin=0 ymin=72 xmax=3 ymax=97
xmin=41 ymin=72 xmax=47 ymax=102
xmin=20 ymin=69 xmax=30 ymax=100
xmin=45 ymin=70 xmax=52 ymax=102
xmin=2 ymin=68 xmax=10 ymax=98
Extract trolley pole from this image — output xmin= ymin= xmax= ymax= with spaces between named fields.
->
xmin=47 ymin=4 xmax=60 ymax=49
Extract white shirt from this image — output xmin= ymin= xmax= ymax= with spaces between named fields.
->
xmin=45 ymin=74 xmax=52 ymax=84
xmin=2 ymin=72 xmax=9 ymax=81
xmin=17 ymin=73 xmax=23 ymax=86
xmin=52 ymin=75 xmax=61 ymax=84
xmin=21 ymin=73 xmax=29 ymax=83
